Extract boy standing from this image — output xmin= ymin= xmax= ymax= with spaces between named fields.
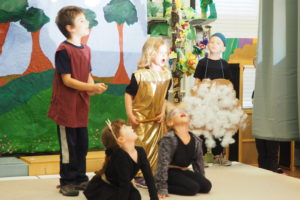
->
xmin=48 ymin=6 xmax=107 ymax=196
xmin=193 ymin=33 xmax=232 ymax=166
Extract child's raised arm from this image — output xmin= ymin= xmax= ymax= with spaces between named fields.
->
xmin=61 ymin=73 xmax=106 ymax=94
xmin=156 ymin=99 xmax=167 ymax=123
xmin=125 ymin=93 xmax=139 ymax=125
xmin=86 ymin=73 xmax=107 ymax=96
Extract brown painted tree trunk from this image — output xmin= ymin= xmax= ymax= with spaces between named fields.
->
xmin=23 ymin=30 xmax=53 ymax=75
xmin=171 ymin=1 xmax=182 ymax=103
xmin=0 ymin=78 xmax=7 ymax=86
xmin=0 ymin=23 xmax=10 ymax=55
xmin=110 ymin=23 xmax=130 ymax=84
xmin=81 ymin=29 xmax=91 ymax=45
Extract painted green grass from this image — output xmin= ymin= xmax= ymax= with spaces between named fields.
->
xmin=0 ymin=69 xmax=127 ymax=115
xmin=0 ymin=70 xmax=54 ymax=115
xmin=0 ymin=69 xmax=129 ymax=155
xmin=0 ymin=88 xmax=126 ymax=155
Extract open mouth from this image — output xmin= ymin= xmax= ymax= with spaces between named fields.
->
xmin=180 ymin=113 xmax=186 ymax=117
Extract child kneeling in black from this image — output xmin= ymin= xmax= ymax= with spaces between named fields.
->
xmin=84 ymin=119 xmax=158 ymax=200
xmin=155 ymin=105 xmax=212 ymax=198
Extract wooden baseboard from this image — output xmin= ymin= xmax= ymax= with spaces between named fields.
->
xmin=20 ymin=151 xmax=105 ymax=176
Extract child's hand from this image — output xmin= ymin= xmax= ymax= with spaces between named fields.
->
xmin=194 ymin=78 xmax=201 ymax=86
xmin=155 ymin=112 xmax=165 ymax=123
xmin=128 ymin=113 xmax=139 ymax=125
xmin=93 ymin=83 xmax=108 ymax=94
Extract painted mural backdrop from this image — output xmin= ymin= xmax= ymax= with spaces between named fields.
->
xmin=224 ymin=38 xmax=257 ymax=63
xmin=0 ymin=0 xmax=147 ymax=155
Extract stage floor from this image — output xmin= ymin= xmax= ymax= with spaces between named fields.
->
xmin=0 ymin=162 xmax=299 ymax=200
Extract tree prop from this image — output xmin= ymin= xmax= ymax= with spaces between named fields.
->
xmin=200 ymin=0 xmax=217 ymax=19
xmin=193 ymin=38 xmax=208 ymax=56
xmin=147 ymin=1 xmax=160 ymax=17
xmin=148 ymin=0 xmax=218 ymax=102
xmin=169 ymin=30 xmax=208 ymax=76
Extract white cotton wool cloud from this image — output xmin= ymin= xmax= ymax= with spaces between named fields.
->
xmin=182 ymin=79 xmax=248 ymax=149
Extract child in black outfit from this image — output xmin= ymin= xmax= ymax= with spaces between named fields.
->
xmin=84 ymin=119 xmax=159 ymax=200
xmin=193 ymin=32 xmax=232 ymax=166
xmin=155 ymin=105 xmax=212 ymax=198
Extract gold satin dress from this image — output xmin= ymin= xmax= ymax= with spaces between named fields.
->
xmin=132 ymin=68 xmax=171 ymax=173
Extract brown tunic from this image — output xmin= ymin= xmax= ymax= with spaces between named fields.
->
xmin=48 ymin=42 xmax=91 ymax=128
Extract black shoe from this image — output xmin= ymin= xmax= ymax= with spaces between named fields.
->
xmin=213 ymin=156 xmax=232 ymax=166
xmin=75 ymin=181 xmax=89 ymax=190
xmin=276 ymin=168 xmax=287 ymax=175
xmin=59 ymin=184 xmax=79 ymax=196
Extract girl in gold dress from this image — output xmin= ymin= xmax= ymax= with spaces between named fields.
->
xmin=125 ymin=37 xmax=172 ymax=187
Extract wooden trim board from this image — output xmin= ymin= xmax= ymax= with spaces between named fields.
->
xmin=20 ymin=151 xmax=105 ymax=176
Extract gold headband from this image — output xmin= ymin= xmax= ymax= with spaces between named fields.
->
xmin=105 ymin=119 xmax=118 ymax=141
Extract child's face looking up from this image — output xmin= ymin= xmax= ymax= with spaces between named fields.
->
xmin=171 ymin=109 xmax=190 ymax=125
xmin=152 ymin=44 xmax=168 ymax=68
xmin=69 ymin=13 xmax=90 ymax=38
xmin=207 ymin=36 xmax=225 ymax=54
xmin=119 ymin=125 xmax=137 ymax=142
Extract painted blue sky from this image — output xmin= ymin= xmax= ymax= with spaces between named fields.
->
xmin=0 ymin=0 xmax=147 ymax=77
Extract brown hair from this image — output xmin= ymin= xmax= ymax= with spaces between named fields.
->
xmin=96 ymin=119 xmax=126 ymax=176
xmin=55 ymin=6 xmax=84 ymax=38
xmin=137 ymin=37 xmax=168 ymax=69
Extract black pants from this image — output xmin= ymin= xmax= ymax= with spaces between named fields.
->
xmin=168 ymin=169 xmax=212 ymax=196
xmin=127 ymin=185 xmax=141 ymax=200
xmin=200 ymin=136 xmax=224 ymax=156
xmin=57 ymin=125 xmax=89 ymax=186
xmin=84 ymin=175 xmax=141 ymax=200
xmin=255 ymin=138 xmax=279 ymax=172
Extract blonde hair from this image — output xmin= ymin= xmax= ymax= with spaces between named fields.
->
xmin=137 ymin=37 xmax=168 ymax=69
xmin=166 ymin=102 xmax=187 ymax=120
xmin=166 ymin=102 xmax=178 ymax=122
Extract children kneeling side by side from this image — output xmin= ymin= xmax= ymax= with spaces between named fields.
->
xmin=84 ymin=119 xmax=159 ymax=200
xmin=155 ymin=105 xmax=212 ymax=198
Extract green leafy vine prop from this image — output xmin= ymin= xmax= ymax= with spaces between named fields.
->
xmin=148 ymin=0 xmax=217 ymax=102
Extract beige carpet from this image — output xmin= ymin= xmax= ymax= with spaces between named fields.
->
xmin=0 ymin=162 xmax=300 ymax=200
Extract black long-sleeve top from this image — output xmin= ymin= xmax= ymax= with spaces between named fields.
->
xmin=194 ymin=57 xmax=232 ymax=80
xmin=170 ymin=132 xmax=196 ymax=167
xmin=105 ymin=146 xmax=158 ymax=200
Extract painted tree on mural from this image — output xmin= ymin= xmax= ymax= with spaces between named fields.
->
xmin=20 ymin=7 xmax=53 ymax=75
xmin=103 ymin=0 xmax=138 ymax=84
xmin=0 ymin=0 xmax=28 ymax=55
xmin=81 ymin=8 xmax=98 ymax=45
